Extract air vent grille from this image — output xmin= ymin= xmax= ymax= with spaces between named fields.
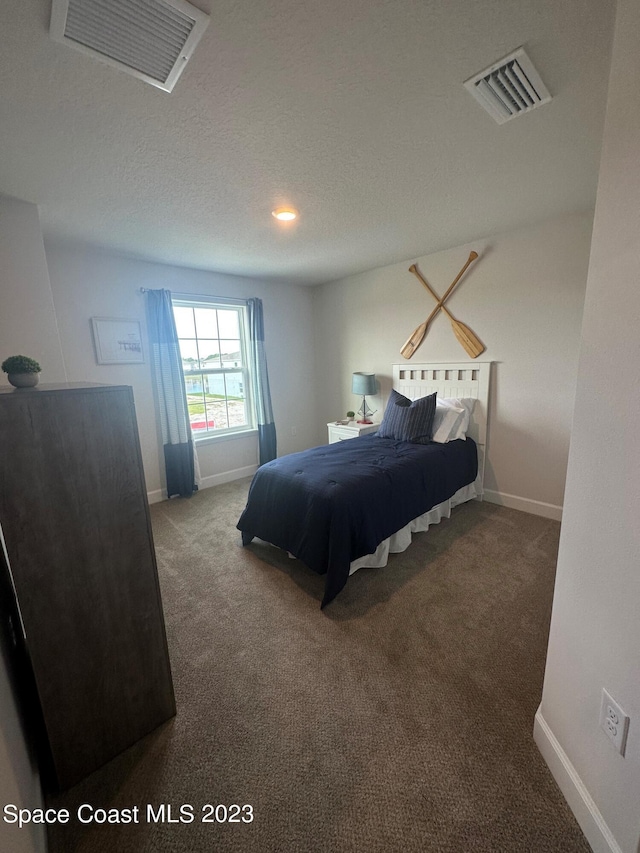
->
xmin=464 ymin=47 xmax=552 ymax=124
xmin=50 ymin=0 xmax=209 ymax=92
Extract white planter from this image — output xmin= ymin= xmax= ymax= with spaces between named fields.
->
xmin=8 ymin=373 xmax=39 ymax=388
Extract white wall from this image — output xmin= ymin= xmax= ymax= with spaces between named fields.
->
xmin=0 ymin=195 xmax=50 ymax=852
xmin=0 ymin=196 xmax=66 ymax=384
xmin=44 ymin=243 xmax=317 ymax=498
xmin=312 ymin=211 xmax=591 ymax=518
xmin=535 ymin=1 xmax=640 ymax=851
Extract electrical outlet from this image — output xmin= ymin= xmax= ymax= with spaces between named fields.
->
xmin=600 ymin=688 xmax=629 ymax=756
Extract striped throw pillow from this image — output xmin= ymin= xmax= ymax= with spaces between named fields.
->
xmin=377 ymin=389 xmax=437 ymax=442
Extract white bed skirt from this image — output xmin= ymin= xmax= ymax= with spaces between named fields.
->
xmin=348 ymin=481 xmax=479 ymax=575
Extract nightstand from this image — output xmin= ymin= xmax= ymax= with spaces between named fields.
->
xmin=327 ymin=421 xmax=379 ymax=444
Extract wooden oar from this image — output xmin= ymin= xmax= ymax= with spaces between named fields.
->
xmin=401 ymin=251 xmax=479 ymax=359
xmin=401 ymin=285 xmax=460 ymax=359
xmin=408 ymin=257 xmax=484 ymax=358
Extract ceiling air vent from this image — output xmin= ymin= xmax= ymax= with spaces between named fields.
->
xmin=50 ymin=0 xmax=209 ymax=92
xmin=464 ymin=47 xmax=551 ymax=124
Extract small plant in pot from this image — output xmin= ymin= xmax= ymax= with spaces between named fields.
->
xmin=2 ymin=355 xmax=42 ymax=388
xmin=346 ymin=411 xmax=355 ymax=423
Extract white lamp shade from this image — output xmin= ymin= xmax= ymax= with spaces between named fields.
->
xmin=352 ymin=372 xmax=376 ymax=395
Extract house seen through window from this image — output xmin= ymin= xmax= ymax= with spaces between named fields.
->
xmin=172 ymin=299 xmax=253 ymax=438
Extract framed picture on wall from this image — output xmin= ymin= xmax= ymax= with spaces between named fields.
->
xmin=91 ymin=317 xmax=144 ymax=364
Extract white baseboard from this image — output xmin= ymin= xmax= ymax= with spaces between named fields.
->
xmin=198 ymin=464 xmax=258 ymax=491
xmin=483 ymin=489 xmax=562 ymax=521
xmin=533 ymin=710 xmax=621 ymax=853
xmin=147 ymin=464 xmax=257 ymax=505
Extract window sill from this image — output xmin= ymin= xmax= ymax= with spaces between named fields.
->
xmin=193 ymin=428 xmax=258 ymax=447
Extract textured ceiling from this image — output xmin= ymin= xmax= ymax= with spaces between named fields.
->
xmin=0 ymin=0 xmax=615 ymax=285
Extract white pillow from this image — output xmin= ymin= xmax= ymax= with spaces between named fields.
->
xmin=436 ymin=397 xmax=476 ymax=441
xmin=431 ymin=406 xmax=465 ymax=443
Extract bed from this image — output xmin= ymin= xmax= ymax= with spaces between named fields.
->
xmin=237 ymin=362 xmax=491 ymax=607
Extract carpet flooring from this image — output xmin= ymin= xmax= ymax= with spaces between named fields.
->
xmin=46 ymin=479 xmax=590 ymax=852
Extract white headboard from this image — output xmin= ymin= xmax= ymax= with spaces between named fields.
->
xmin=392 ymin=362 xmax=491 ymax=491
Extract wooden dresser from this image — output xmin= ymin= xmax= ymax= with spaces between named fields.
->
xmin=0 ymin=383 xmax=175 ymax=790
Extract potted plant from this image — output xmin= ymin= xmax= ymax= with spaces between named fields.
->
xmin=346 ymin=411 xmax=355 ymax=423
xmin=2 ymin=355 xmax=42 ymax=388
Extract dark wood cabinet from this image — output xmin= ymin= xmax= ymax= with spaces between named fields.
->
xmin=0 ymin=383 xmax=175 ymax=790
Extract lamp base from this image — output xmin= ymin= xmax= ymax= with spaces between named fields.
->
xmin=356 ymin=393 xmax=376 ymax=425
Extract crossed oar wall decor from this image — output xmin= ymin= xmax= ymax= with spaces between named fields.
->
xmin=401 ymin=251 xmax=485 ymax=359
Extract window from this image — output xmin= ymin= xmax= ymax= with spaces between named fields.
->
xmin=172 ymin=298 xmax=254 ymax=439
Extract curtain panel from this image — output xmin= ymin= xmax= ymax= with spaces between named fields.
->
xmin=145 ymin=289 xmax=198 ymax=498
xmin=247 ymin=298 xmax=277 ymax=465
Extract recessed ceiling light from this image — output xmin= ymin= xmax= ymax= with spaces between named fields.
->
xmin=272 ymin=207 xmax=298 ymax=221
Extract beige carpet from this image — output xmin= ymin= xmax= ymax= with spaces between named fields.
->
xmin=46 ymin=480 xmax=590 ymax=852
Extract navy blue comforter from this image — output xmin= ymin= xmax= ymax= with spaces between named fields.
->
xmin=237 ymin=434 xmax=477 ymax=607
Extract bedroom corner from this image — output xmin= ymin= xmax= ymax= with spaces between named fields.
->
xmin=311 ymin=210 xmax=590 ymax=522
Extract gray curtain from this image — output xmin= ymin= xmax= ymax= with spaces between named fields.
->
xmin=247 ymin=298 xmax=277 ymax=465
xmin=145 ymin=289 xmax=197 ymax=497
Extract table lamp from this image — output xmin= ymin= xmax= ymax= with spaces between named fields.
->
xmin=352 ymin=372 xmax=377 ymax=424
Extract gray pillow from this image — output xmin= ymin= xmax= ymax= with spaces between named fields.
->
xmin=377 ymin=389 xmax=437 ymax=442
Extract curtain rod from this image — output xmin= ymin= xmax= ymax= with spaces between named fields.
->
xmin=139 ymin=288 xmax=249 ymax=307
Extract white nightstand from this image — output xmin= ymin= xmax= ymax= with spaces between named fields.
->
xmin=327 ymin=421 xmax=379 ymax=444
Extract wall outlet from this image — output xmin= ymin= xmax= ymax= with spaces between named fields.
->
xmin=600 ymin=688 xmax=629 ymax=756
